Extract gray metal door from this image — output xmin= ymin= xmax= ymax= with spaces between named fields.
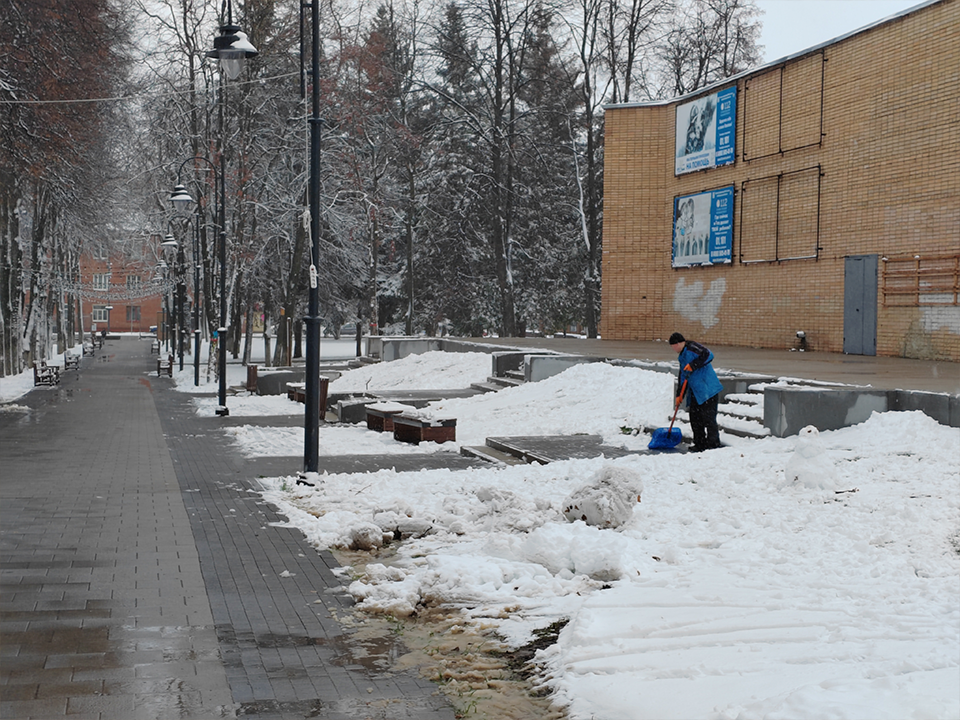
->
xmin=843 ymin=254 xmax=878 ymax=355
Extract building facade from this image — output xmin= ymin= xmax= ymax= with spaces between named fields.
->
xmin=601 ymin=0 xmax=959 ymax=360
xmin=78 ymin=236 xmax=173 ymax=336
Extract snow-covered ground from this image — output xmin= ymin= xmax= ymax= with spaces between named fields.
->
xmin=243 ymin=351 xmax=959 ymax=720
xmin=4 ymin=346 xmax=958 ymax=719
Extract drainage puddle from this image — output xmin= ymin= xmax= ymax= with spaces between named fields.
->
xmin=332 ymin=549 xmax=567 ymax=720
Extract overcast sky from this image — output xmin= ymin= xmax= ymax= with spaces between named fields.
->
xmin=755 ymin=0 xmax=922 ymax=62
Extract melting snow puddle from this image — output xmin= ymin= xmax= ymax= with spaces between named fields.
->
xmin=334 ymin=548 xmax=568 ymax=720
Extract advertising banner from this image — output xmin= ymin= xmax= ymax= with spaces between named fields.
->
xmin=672 ymin=186 xmax=734 ymax=267
xmin=675 ymin=86 xmax=737 ymax=175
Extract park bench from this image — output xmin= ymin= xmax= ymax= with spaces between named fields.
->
xmin=286 ymin=379 xmax=331 ymax=418
xmin=33 ymin=361 xmax=61 ymax=386
xmin=393 ymin=413 xmax=457 ymax=444
xmin=150 ymin=339 xmax=161 ymax=354
xmin=157 ymin=353 xmax=173 ymax=377
xmin=366 ymin=402 xmax=416 ymax=433
xmin=64 ymin=352 xmax=80 ymax=370
xmin=287 ymin=382 xmax=306 ymax=403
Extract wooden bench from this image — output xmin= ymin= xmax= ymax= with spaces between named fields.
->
xmin=287 ymin=382 xmax=306 ymax=403
xmin=366 ymin=402 xmax=415 ymax=432
xmin=33 ymin=361 xmax=61 ymax=386
xmin=82 ymin=342 xmax=95 ymax=357
xmin=157 ymin=353 xmax=173 ymax=377
xmin=393 ymin=414 xmax=457 ymax=444
xmin=64 ymin=352 xmax=80 ymax=370
xmin=150 ymin=339 xmax=161 ymax=354
xmin=286 ymin=379 xmax=330 ymax=418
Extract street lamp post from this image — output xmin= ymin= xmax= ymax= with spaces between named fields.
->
xmin=160 ymin=233 xmax=179 ymax=357
xmin=301 ymin=0 xmax=323 ymax=478
xmin=171 ymin=169 xmax=223 ymax=405
xmin=160 ymin=232 xmax=187 ymax=372
xmin=204 ymin=0 xmax=257 ymax=418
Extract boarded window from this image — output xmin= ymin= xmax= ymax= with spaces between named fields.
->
xmin=739 ymin=167 xmax=822 ymax=263
xmin=743 ymin=52 xmax=824 ymax=161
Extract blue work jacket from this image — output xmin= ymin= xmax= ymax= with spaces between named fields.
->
xmin=678 ymin=341 xmax=723 ymax=405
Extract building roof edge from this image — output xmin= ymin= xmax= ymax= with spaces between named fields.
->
xmin=604 ymin=0 xmax=944 ymax=111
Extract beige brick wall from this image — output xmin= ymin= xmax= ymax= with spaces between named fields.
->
xmin=601 ymin=0 xmax=960 ymax=360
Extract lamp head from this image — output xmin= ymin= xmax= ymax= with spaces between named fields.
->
xmin=170 ymin=184 xmax=194 ymax=213
xmin=206 ymin=25 xmax=258 ymax=80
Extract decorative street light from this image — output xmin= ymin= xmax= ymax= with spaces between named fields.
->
xmin=160 ymin=234 xmax=187 ymax=372
xmin=205 ymin=0 xmax=258 ymax=81
xmin=199 ymin=0 xmax=257 ymax=417
xmin=169 ymin=155 xmax=220 ymax=399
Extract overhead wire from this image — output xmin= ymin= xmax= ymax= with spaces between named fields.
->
xmin=0 ymin=71 xmax=300 ymax=106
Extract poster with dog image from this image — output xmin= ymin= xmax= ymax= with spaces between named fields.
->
xmin=672 ymin=186 xmax=734 ymax=267
xmin=675 ymin=86 xmax=737 ymax=175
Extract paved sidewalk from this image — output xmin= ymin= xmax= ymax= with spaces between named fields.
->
xmin=1 ymin=338 xmax=453 ymax=720
xmin=468 ymin=336 xmax=960 ymax=394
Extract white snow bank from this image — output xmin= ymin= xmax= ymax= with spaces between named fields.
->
xmin=330 ymin=350 xmax=493 ymax=391
xmin=260 ymin=410 xmax=960 ymax=720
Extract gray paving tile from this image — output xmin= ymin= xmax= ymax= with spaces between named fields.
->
xmin=1 ymin=338 xmax=455 ymax=719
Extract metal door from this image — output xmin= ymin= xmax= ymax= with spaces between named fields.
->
xmin=843 ymin=254 xmax=878 ymax=355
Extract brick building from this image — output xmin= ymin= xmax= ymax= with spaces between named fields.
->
xmin=601 ymin=0 xmax=959 ymax=360
xmin=79 ymin=236 xmax=172 ymax=336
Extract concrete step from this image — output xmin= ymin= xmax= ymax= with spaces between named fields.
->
xmin=348 ymin=356 xmax=380 ymax=368
xmin=718 ymin=416 xmax=770 ymax=438
xmin=460 ymin=444 xmax=528 ymax=466
xmin=470 ymin=381 xmax=503 ymax=393
xmin=504 ymin=369 xmax=525 ymax=381
xmin=486 ymin=375 xmax=524 ymax=388
xmin=677 ymin=410 xmax=768 ymax=439
xmin=719 ymin=401 xmax=763 ymax=421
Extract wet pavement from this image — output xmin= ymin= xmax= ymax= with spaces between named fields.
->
xmin=467 ymin=336 xmax=960 ymax=395
xmin=1 ymin=338 xmax=454 ymax=720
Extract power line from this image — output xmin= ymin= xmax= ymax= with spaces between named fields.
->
xmin=0 ymin=71 xmax=299 ymax=106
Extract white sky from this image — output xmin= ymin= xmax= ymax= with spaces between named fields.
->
xmin=756 ymin=0 xmax=922 ymax=62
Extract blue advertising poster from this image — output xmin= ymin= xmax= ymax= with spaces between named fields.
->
xmin=672 ymin=186 xmax=734 ymax=267
xmin=675 ymin=86 xmax=738 ymax=175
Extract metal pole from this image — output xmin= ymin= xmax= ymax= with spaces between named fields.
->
xmin=302 ymin=0 xmax=322 ymax=475
xmin=178 ymin=241 xmax=186 ymax=371
xmin=193 ymin=208 xmax=201 ymax=387
xmin=217 ymin=143 xmax=228 ymax=416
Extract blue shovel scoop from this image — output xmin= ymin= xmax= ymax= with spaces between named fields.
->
xmin=648 ymin=378 xmax=687 ymax=450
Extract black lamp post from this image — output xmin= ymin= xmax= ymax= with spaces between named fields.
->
xmin=203 ymin=0 xmax=257 ymax=418
xmin=160 ymin=233 xmax=187 ymax=372
xmin=171 ymin=169 xmax=223 ymax=405
xmin=160 ymin=233 xmax=181 ymax=361
xmin=170 ymin=161 xmax=218 ymax=389
xmin=300 ymin=0 xmax=323 ymax=478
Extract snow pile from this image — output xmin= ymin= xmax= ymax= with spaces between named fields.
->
xmin=255 ymin=372 xmax=959 ymax=720
xmin=562 ymin=464 xmax=644 ymax=528
xmin=329 ymin=350 xmax=492 ymax=391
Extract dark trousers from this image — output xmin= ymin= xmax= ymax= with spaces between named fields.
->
xmin=689 ymin=394 xmax=721 ymax=449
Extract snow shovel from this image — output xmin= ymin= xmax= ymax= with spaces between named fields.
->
xmin=648 ymin=379 xmax=687 ymax=450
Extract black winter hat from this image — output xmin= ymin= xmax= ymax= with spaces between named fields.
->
xmin=669 ymin=332 xmax=685 ymax=345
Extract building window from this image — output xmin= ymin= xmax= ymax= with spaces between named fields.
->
xmin=92 ymin=306 xmax=108 ymax=322
xmin=126 ymin=275 xmax=141 ymax=290
xmin=93 ymin=273 xmax=111 ymax=290
xmin=126 ymin=306 xmax=141 ymax=323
